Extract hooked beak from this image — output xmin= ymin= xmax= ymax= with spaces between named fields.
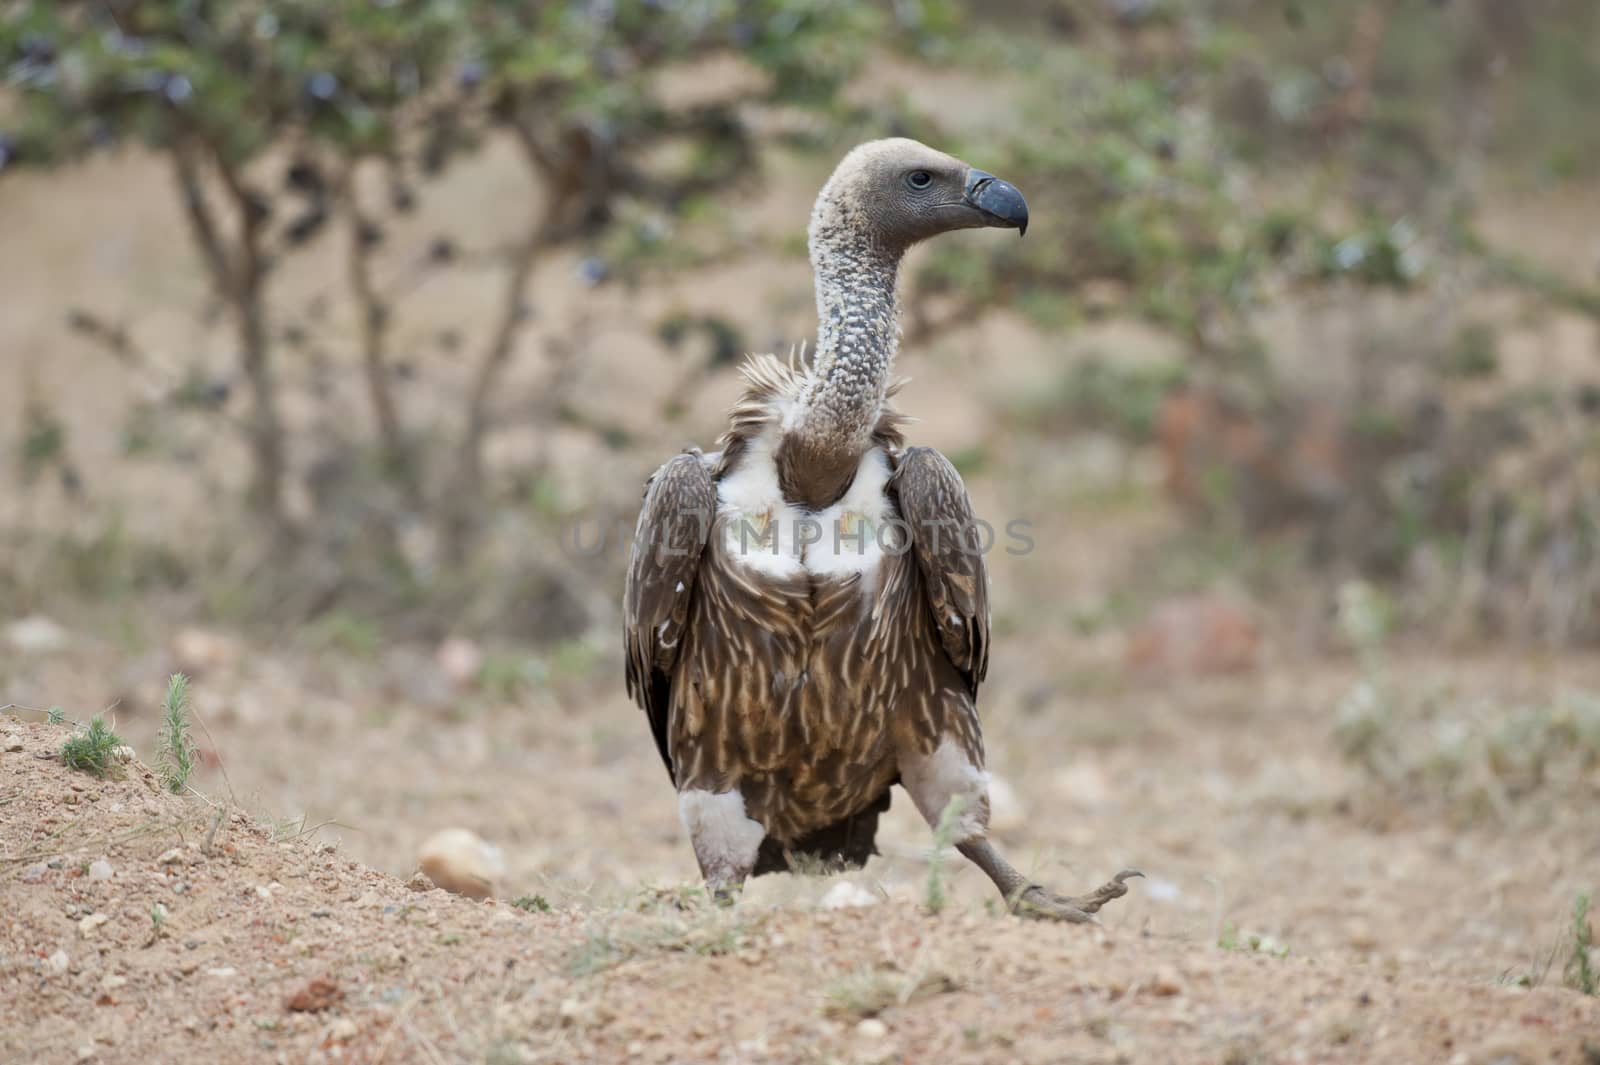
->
xmin=964 ymin=169 xmax=1029 ymax=236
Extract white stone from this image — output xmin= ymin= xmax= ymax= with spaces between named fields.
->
xmin=417 ymin=828 xmax=505 ymax=900
xmin=819 ymin=881 xmax=880 ymax=910
xmin=855 ymin=1019 xmax=888 ymax=1040
xmin=87 ymin=859 xmax=114 ymax=881
xmin=78 ymin=913 xmax=109 ymax=937
xmin=47 ymin=949 xmax=70 ymax=974
xmin=325 ymin=1018 xmax=358 ymax=1042
xmin=436 ymin=637 xmax=483 ymax=688
xmin=4 ymin=615 xmax=69 ymax=653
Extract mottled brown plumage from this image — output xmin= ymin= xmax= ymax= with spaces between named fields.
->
xmin=624 ymin=139 xmax=1139 ymax=920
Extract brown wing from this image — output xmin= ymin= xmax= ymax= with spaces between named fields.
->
xmin=623 ymin=451 xmax=718 ymax=780
xmin=888 ymin=447 xmax=991 ymax=693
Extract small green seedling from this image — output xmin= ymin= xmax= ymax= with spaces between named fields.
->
xmin=1567 ymin=894 xmax=1596 ymax=996
xmin=925 ymin=794 xmax=968 ymax=914
xmin=60 ymin=716 xmax=125 ymax=778
xmin=156 ymin=673 xmax=199 ymax=794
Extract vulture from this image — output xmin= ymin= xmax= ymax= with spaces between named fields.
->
xmin=624 ymin=139 xmax=1140 ymax=921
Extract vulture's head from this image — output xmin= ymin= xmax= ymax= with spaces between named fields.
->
xmin=813 ymin=137 xmax=1029 ymax=253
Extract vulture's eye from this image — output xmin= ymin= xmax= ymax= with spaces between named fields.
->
xmin=906 ymin=170 xmax=933 ymax=190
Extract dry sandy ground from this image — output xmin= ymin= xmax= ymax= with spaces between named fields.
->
xmin=4 ymin=642 xmax=1599 ymax=1065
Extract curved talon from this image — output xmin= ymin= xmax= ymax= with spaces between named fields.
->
xmin=1010 ymin=868 xmax=1147 ymax=920
xmin=1008 ymin=885 xmax=1099 ymax=925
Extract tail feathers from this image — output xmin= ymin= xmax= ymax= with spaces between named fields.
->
xmin=751 ymin=788 xmax=892 ymax=877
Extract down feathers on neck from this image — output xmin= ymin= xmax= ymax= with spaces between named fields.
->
xmin=773 ymin=170 xmax=906 ymax=509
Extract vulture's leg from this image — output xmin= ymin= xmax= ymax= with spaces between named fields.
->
xmin=969 ymin=846 xmax=1143 ymax=925
xmin=900 ymin=737 xmax=1141 ymax=923
xmin=677 ymin=788 xmax=766 ymax=904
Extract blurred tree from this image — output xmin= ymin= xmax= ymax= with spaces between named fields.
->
xmin=898 ymin=0 xmax=1600 ymax=641
xmin=1 ymin=0 xmax=904 ymax=571
xmin=5 ymin=0 xmax=1598 ymax=641
xmin=2 ymin=0 xmax=461 ymax=537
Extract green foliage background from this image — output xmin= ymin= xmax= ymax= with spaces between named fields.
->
xmin=3 ymin=0 xmax=1598 ymax=642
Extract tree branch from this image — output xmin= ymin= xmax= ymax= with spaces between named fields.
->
xmin=170 ymin=138 xmax=235 ymax=296
xmin=338 ymin=161 xmax=421 ymax=506
xmin=438 ymin=115 xmax=572 ymax=564
xmin=174 ymin=136 xmax=291 ymax=535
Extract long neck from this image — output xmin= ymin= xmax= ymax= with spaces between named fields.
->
xmin=786 ymin=190 xmax=903 ymax=468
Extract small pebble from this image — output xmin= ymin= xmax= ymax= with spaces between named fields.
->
xmin=417 ymin=828 xmax=504 ymax=900
xmin=88 ymin=859 xmax=114 ymax=881
xmin=324 ymin=1018 xmax=358 ymax=1042
xmin=819 ymin=881 xmax=880 ymax=910
xmin=856 ymin=1018 xmax=888 ymax=1040
xmin=47 ymin=950 xmax=70 ymax=974
xmin=21 ymin=862 xmax=48 ymax=883
xmin=78 ymin=913 xmax=110 ymax=937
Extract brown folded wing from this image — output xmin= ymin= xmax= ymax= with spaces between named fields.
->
xmin=622 ymin=451 xmax=718 ymax=780
xmin=888 ymin=446 xmax=991 ymax=694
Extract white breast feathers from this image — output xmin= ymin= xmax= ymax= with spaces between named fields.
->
xmin=716 ymin=435 xmax=896 ymax=586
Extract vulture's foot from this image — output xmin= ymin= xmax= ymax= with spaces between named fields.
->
xmin=1009 ymin=869 xmax=1143 ymax=925
xmin=708 ymin=881 xmax=742 ymax=908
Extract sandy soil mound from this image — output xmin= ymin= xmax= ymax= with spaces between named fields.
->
xmin=4 ymin=718 xmax=1596 ymax=1065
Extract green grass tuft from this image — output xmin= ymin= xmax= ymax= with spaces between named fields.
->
xmin=60 ymin=715 xmax=125 ymax=778
xmin=157 ymin=672 xmax=199 ymax=794
xmin=1567 ymin=894 xmax=1596 ymax=996
xmin=511 ymin=894 xmax=552 ymax=914
xmin=924 ymin=795 xmax=968 ymax=914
